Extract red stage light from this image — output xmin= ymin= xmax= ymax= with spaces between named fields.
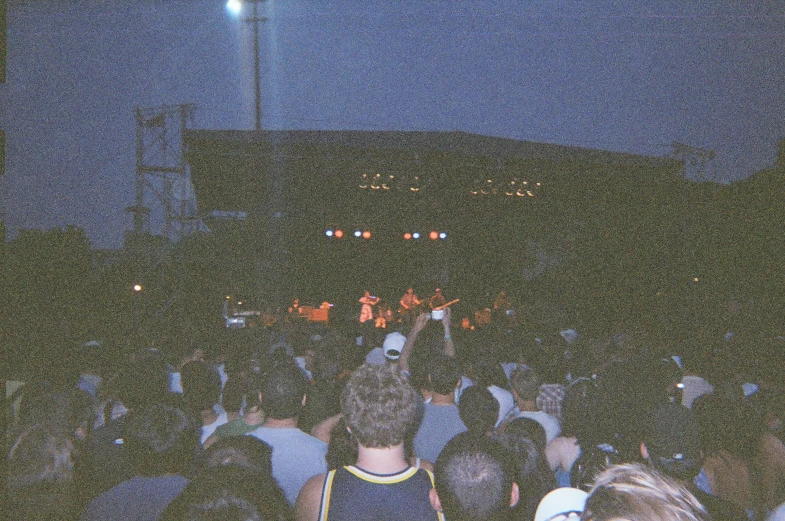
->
xmin=429 ymin=231 xmax=438 ymax=240
xmin=362 ymin=231 xmax=371 ymax=239
xmin=403 ymin=233 xmax=412 ymax=240
xmin=334 ymin=230 xmax=344 ymax=238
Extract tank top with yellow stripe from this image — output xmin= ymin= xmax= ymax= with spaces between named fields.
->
xmin=318 ymin=465 xmax=445 ymax=521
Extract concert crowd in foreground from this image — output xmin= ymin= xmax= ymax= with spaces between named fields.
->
xmin=6 ymin=290 xmax=785 ymax=521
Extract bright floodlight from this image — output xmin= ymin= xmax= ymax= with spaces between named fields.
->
xmin=354 ymin=230 xmax=362 ymax=237
xmin=133 ymin=284 xmax=143 ymax=292
xmin=439 ymin=232 xmax=447 ymax=239
xmin=325 ymin=230 xmax=334 ymax=237
xmin=226 ymin=0 xmax=243 ymax=16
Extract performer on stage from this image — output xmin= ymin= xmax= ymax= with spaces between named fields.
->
xmin=429 ymin=288 xmax=447 ymax=310
xmin=397 ymin=287 xmax=421 ymax=328
xmin=359 ymin=291 xmax=380 ymax=324
xmin=398 ymin=287 xmax=421 ymax=315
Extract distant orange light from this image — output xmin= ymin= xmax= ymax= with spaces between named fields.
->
xmin=334 ymin=230 xmax=344 ymax=238
xmin=403 ymin=233 xmax=412 ymax=240
xmin=429 ymin=231 xmax=438 ymax=240
xmin=362 ymin=231 xmax=372 ymax=239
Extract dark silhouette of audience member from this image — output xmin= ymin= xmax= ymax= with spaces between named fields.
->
xmin=161 ymin=466 xmax=292 ymax=521
xmin=458 ymin=385 xmax=499 ymax=438
xmin=82 ymin=348 xmax=177 ymax=498
xmin=81 ymin=403 xmax=198 ymax=521
xmin=7 ymin=424 xmax=82 ymax=521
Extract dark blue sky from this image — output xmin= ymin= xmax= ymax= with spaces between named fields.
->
xmin=3 ymin=1 xmax=784 ymax=248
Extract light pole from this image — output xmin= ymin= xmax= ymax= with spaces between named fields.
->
xmin=227 ymin=0 xmax=267 ymax=131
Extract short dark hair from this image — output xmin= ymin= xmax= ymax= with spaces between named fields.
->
xmin=435 ymin=434 xmax=517 ymax=521
xmin=262 ymin=363 xmax=307 ymax=419
xmin=341 ymin=364 xmax=421 ymax=448
xmin=458 ymin=386 xmax=499 ymax=436
xmin=427 ymin=356 xmax=461 ymax=395
xmin=162 ymin=466 xmax=292 ymax=521
xmin=510 ymin=366 xmax=541 ymax=402
xmin=124 ymin=403 xmax=198 ymax=476
xmin=197 ymin=435 xmax=273 ymax=477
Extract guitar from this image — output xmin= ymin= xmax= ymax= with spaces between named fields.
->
xmin=431 ymin=298 xmax=460 ymax=311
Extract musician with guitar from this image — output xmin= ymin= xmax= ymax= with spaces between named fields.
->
xmin=428 ymin=288 xmax=460 ymax=320
xmin=397 ymin=287 xmax=422 ymax=327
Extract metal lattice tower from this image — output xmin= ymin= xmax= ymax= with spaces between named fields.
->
xmin=126 ymin=104 xmax=197 ymax=242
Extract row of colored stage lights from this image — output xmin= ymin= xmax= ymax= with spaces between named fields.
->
xmin=325 ymin=230 xmax=448 ymax=240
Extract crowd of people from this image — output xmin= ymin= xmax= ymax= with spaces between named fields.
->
xmin=6 ymin=296 xmax=785 ymax=521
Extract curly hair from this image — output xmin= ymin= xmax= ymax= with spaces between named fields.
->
xmin=340 ymin=364 xmax=421 ymax=448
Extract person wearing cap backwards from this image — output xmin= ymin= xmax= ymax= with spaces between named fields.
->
xmin=639 ymin=402 xmax=748 ymax=521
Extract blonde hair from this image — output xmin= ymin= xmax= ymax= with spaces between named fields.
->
xmin=580 ymin=463 xmax=710 ymax=521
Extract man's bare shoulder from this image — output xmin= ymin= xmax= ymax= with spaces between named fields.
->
xmin=295 ymin=472 xmax=328 ymax=521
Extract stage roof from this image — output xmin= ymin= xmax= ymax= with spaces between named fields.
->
xmin=186 ymin=129 xmax=681 ymax=215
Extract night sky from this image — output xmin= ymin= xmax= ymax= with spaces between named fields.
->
xmin=3 ymin=1 xmax=784 ymax=249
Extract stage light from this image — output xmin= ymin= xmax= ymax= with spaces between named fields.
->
xmin=334 ymin=230 xmax=344 ymax=238
xmin=403 ymin=233 xmax=412 ymax=240
xmin=412 ymin=232 xmax=421 ymax=239
xmin=354 ymin=230 xmax=362 ymax=237
xmin=325 ymin=230 xmax=334 ymax=237
xmin=362 ymin=231 xmax=371 ymax=239
xmin=133 ymin=284 xmax=143 ymax=292
xmin=429 ymin=231 xmax=438 ymax=240
xmin=439 ymin=232 xmax=447 ymax=239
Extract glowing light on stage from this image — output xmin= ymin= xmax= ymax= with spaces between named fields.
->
xmin=354 ymin=230 xmax=362 ymax=238
xmin=334 ymin=230 xmax=344 ymax=238
xmin=325 ymin=230 xmax=334 ymax=237
xmin=133 ymin=284 xmax=143 ymax=292
xmin=362 ymin=231 xmax=372 ymax=239
xmin=439 ymin=232 xmax=447 ymax=239
xmin=403 ymin=233 xmax=412 ymax=240
xmin=412 ymin=232 xmax=421 ymax=239
xmin=429 ymin=231 xmax=438 ymax=240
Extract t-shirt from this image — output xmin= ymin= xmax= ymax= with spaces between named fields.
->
xmin=487 ymin=385 xmax=515 ymax=428
xmin=247 ymin=426 xmax=328 ymax=505
xmin=503 ymin=407 xmax=562 ymax=443
xmin=413 ymin=402 xmax=467 ymax=463
xmin=81 ymin=475 xmax=188 ymax=521
xmin=318 ymin=465 xmax=444 ymax=521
